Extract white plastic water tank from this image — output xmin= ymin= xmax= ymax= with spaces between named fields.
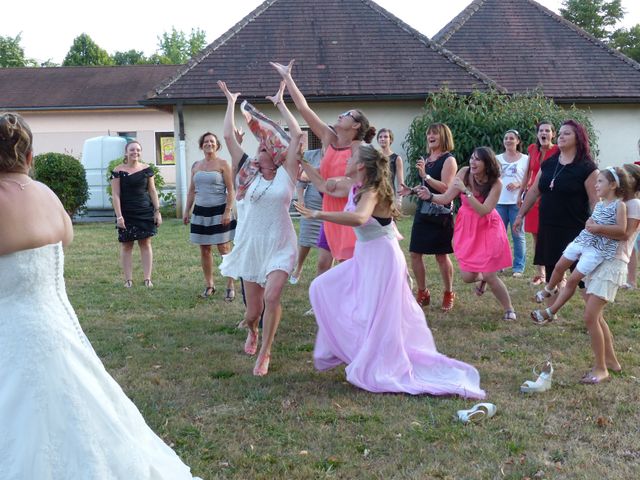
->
xmin=82 ymin=136 xmax=126 ymax=209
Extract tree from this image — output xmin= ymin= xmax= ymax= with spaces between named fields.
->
xmin=560 ymin=0 xmax=624 ymax=41
xmin=403 ymin=88 xmax=598 ymax=188
xmin=113 ymin=49 xmax=149 ymax=65
xmin=155 ymin=27 xmax=207 ymax=64
xmin=63 ymin=34 xmax=114 ymax=66
xmin=611 ymin=25 xmax=640 ymax=62
xmin=0 ymin=33 xmax=35 ymax=67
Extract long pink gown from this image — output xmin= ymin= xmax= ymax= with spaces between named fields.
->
xmin=309 ymin=187 xmax=485 ymax=398
xmin=453 ymin=193 xmax=512 ymax=272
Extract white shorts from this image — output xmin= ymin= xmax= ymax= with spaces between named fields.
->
xmin=563 ymin=242 xmax=605 ymax=276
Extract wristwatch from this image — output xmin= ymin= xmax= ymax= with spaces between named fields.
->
xmin=424 ymin=174 xmax=432 ymax=183
xmin=464 ymin=189 xmax=472 ymax=198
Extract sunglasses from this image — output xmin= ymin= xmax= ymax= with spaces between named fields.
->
xmin=340 ymin=111 xmax=358 ymax=122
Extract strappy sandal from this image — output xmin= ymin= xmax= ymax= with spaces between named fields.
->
xmin=201 ymin=286 xmax=216 ymax=298
xmin=474 ymin=280 xmax=487 ymax=296
xmin=530 ymin=275 xmax=544 ymax=286
xmin=224 ymin=288 xmax=235 ymax=302
xmin=502 ymin=309 xmax=517 ymax=321
xmin=521 ymin=360 xmax=553 ymax=393
xmin=124 ymin=279 xmax=133 ymax=288
xmin=143 ymin=279 xmax=154 ymax=288
xmin=416 ymin=288 xmax=431 ymax=307
xmin=534 ymin=286 xmax=557 ymax=303
xmin=441 ymin=291 xmax=455 ymax=312
xmin=244 ymin=329 xmax=258 ymax=356
xmin=531 ymin=307 xmax=555 ymax=325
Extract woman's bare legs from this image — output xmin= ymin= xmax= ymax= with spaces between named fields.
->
xmin=138 ymin=237 xmax=153 ymax=283
xmin=199 ymin=244 xmax=214 ymax=288
xmin=120 ymin=241 xmax=134 ymax=284
xmin=435 ymin=253 xmax=454 ymax=292
xmin=410 ymin=252 xmax=427 ymax=291
xmin=254 ymin=270 xmax=289 ymax=376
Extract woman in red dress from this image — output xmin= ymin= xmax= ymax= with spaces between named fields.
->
xmin=522 ymin=121 xmax=559 ymax=285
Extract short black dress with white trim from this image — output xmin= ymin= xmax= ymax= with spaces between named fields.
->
xmin=111 ymin=167 xmax=157 ymax=243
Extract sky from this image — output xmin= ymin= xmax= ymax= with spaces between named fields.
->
xmin=5 ymin=0 xmax=640 ymax=65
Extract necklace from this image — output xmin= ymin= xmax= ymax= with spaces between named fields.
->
xmin=549 ymin=159 xmax=568 ymax=190
xmin=249 ymin=175 xmax=274 ymax=203
xmin=0 ymin=176 xmax=33 ymax=190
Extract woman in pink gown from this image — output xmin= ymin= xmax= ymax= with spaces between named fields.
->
xmin=418 ymin=147 xmax=515 ymax=320
xmin=295 ymin=144 xmax=485 ymax=398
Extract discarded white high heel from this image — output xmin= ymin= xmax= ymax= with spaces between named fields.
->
xmin=520 ymin=361 xmax=553 ymax=393
xmin=456 ymin=402 xmax=497 ymax=424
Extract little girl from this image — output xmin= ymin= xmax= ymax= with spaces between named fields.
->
xmin=531 ymin=167 xmax=631 ymax=323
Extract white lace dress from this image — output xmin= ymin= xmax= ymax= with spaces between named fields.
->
xmin=220 ymin=167 xmax=297 ymax=285
xmin=0 ymin=243 xmax=201 ymax=480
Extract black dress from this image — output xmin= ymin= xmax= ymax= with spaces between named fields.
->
xmin=534 ymin=153 xmax=597 ymax=276
xmin=409 ymin=152 xmax=455 ymax=255
xmin=111 ymin=167 xmax=157 ymax=242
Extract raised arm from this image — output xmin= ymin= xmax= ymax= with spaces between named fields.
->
xmin=217 ymin=80 xmax=245 ymax=173
xmin=271 ymin=60 xmax=336 ymax=146
xmin=267 ymin=81 xmax=303 ymax=181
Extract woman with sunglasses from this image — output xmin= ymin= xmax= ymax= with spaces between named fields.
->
xmin=271 ymin=60 xmax=375 ymax=263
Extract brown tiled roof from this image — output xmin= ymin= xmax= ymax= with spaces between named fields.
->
xmin=143 ymin=0 xmax=503 ymax=106
xmin=432 ymin=0 xmax=640 ymax=102
xmin=0 ymin=65 xmax=179 ymax=110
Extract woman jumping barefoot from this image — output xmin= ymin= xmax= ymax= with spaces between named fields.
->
xmin=217 ymin=80 xmax=301 ymax=376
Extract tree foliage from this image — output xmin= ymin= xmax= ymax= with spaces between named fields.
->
xmin=63 ymin=34 xmax=114 ymax=66
xmin=610 ymin=24 xmax=640 ymax=62
xmin=155 ymin=27 xmax=207 ymax=64
xmin=403 ymin=89 xmax=598 ymax=188
xmin=0 ymin=33 xmax=35 ymax=67
xmin=560 ymin=0 xmax=624 ymax=40
xmin=113 ymin=49 xmax=148 ymax=65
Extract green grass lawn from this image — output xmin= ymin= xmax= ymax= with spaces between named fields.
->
xmin=65 ymin=218 xmax=640 ymax=479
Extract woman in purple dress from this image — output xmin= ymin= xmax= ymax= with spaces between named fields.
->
xmin=295 ymin=144 xmax=484 ymax=397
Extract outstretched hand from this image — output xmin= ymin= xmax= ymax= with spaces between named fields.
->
xmin=217 ymin=80 xmax=240 ymax=103
xmin=266 ymin=81 xmax=286 ymax=106
xmin=398 ymin=183 xmax=413 ymax=197
xmin=293 ymin=200 xmax=318 ymax=219
xmin=270 ymin=59 xmax=295 ymax=79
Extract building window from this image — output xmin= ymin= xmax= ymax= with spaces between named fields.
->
xmin=117 ymin=131 xmax=137 ymax=141
xmin=155 ymin=132 xmax=175 ymax=165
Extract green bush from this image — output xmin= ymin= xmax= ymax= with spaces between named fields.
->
xmin=403 ymin=88 xmax=598 ymax=188
xmin=33 ymin=152 xmax=89 ymax=217
xmin=105 ymin=158 xmax=175 ymax=208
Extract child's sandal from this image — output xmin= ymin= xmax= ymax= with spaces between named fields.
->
xmin=531 ymin=308 xmax=554 ymax=325
xmin=534 ymin=286 xmax=557 ymax=303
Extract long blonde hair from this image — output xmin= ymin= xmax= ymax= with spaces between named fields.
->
xmin=354 ymin=145 xmax=401 ymax=218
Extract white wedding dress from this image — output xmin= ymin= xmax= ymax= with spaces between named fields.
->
xmin=0 ymin=243 xmax=201 ymax=480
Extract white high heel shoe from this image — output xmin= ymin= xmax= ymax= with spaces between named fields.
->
xmin=520 ymin=361 xmax=553 ymax=393
xmin=456 ymin=403 xmax=497 ymax=424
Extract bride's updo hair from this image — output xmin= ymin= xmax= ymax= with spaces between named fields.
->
xmin=354 ymin=144 xmax=401 ymax=218
xmin=0 ymin=112 xmax=33 ymax=173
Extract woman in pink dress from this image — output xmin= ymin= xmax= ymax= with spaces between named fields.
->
xmin=294 ymin=144 xmax=485 ymax=398
xmin=419 ymin=147 xmax=515 ymax=320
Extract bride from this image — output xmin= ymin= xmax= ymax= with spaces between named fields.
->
xmin=0 ymin=113 xmax=201 ymax=479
